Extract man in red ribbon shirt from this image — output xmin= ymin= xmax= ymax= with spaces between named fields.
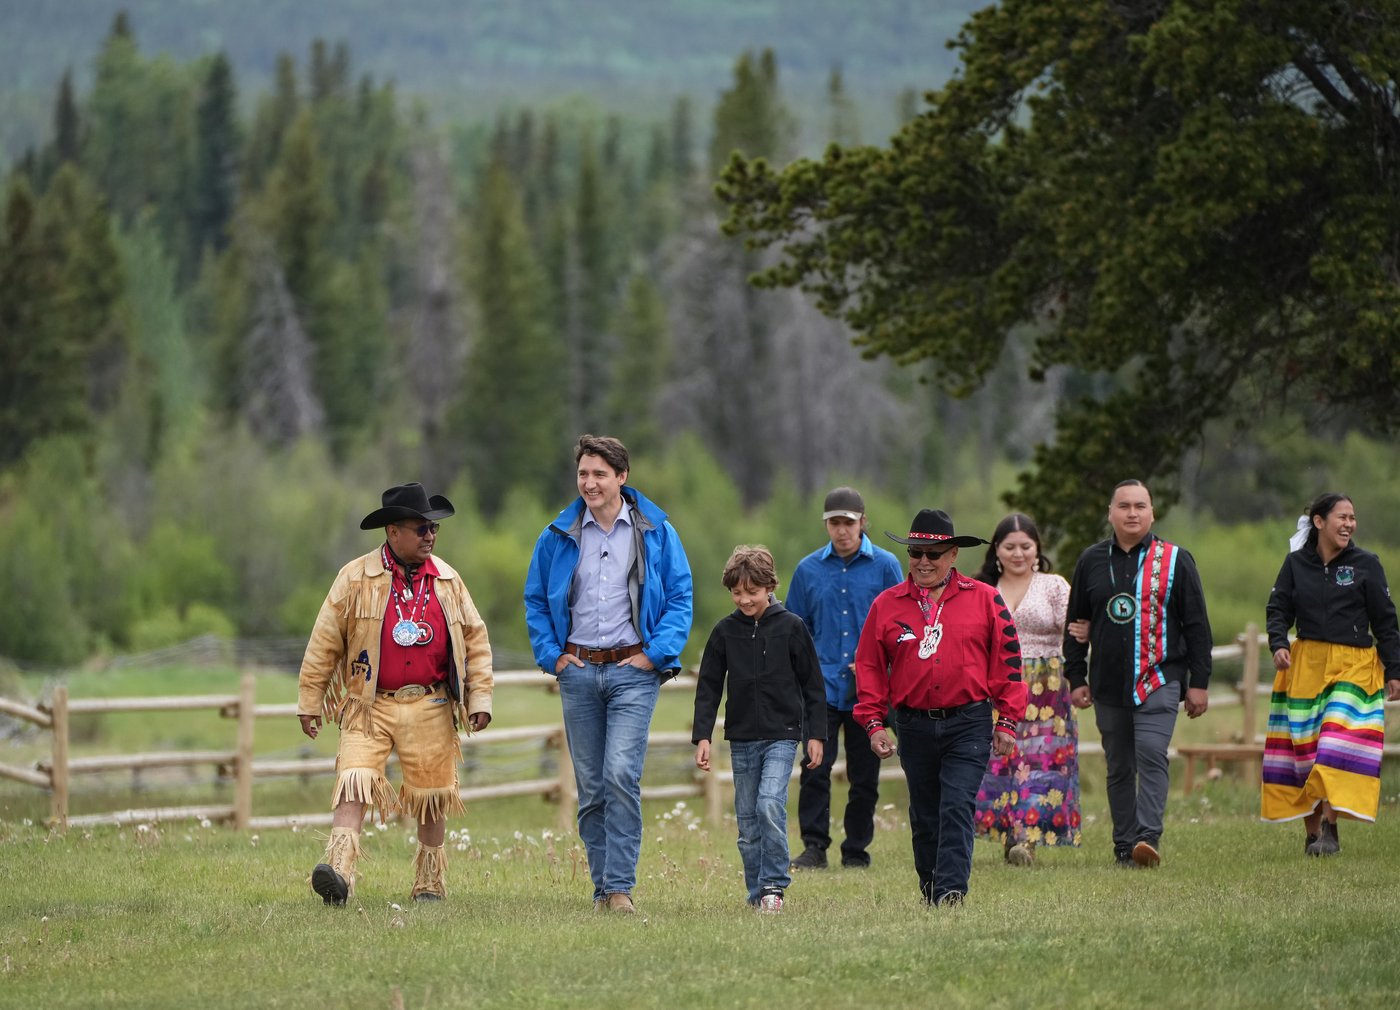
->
xmin=855 ymin=508 xmax=1026 ymax=907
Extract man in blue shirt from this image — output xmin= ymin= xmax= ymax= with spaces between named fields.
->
xmin=524 ymin=434 xmax=694 ymax=912
xmin=785 ymin=487 xmax=904 ymax=869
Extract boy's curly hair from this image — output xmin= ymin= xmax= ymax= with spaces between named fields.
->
xmin=721 ymin=545 xmax=778 ymax=590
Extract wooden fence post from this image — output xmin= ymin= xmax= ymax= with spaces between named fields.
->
xmin=703 ymin=768 xmax=723 ymax=828
xmin=234 ymin=673 xmax=257 ymax=830
xmin=1241 ymin=622 xmax=1260 ymax=742
xmin=1240 ymin=621 xmax=1261 ymax=786
xmin=49 ymin=685 xmax=69 ymax=830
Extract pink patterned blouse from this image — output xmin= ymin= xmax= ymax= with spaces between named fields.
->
xmin=1002 ymin=572 xmax=1070 ymax=660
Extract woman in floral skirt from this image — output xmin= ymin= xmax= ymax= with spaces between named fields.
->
xmin=973 ymin=513 xmax=1081 ymax=863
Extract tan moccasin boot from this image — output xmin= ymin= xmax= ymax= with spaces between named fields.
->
xmin=411 ymin=843 xmax=447 ymax=902
xmin=311 ymin=826 xmax=361 ymax=906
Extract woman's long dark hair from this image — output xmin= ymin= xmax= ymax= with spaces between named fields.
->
xmin=975 ymin=513 xmax=1053 ymax=585
xmin=1304 ymin=492 xmax=1352 ymax=552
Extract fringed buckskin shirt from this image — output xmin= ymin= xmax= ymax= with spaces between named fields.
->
xmin=297 ymin=547 xmax=493 ymax=732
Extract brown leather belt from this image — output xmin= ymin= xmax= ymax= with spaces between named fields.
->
xmin=565 ymin=643 xmax=644 ymax=665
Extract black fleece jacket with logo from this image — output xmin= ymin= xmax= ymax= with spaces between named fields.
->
xmin=1267 ymin=542 xmax=1400 ymax=680
xmin=691 ymin=600 xmax=827 ymax=744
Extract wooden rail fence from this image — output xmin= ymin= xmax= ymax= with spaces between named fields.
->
xmin=2 ymin=624 xmax=1393 ymax=831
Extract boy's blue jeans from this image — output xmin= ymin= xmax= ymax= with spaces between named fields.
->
xmin=729 ymin=738 xmax=798 ymax=904
xmin=557 ymin=660 xmax=661 ymax=900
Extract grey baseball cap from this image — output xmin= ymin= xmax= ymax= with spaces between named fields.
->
xmin=822 ymin=486 xmax=865 ymax=521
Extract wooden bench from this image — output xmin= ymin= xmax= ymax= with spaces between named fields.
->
xmin=1175 ymin=742 xmax=1263 ymax=794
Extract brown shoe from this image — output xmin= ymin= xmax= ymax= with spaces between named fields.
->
xmin=604 ymin=892 xmax=636 ymax=914
xmin=1131 ymin=840 xmax=1161 ymax=868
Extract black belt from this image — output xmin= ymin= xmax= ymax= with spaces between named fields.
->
xmin=897 ymin=700 xmax=986 ymax=720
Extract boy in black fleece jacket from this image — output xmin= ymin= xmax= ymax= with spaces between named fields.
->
xmin=693 ymin=545 xmax=827 ymax=913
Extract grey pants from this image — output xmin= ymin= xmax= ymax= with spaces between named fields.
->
xmin=1094 ymin=680 xmax=1181 ymax=852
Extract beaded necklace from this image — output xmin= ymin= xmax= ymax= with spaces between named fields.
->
xmin=382 ymin=544 xmax=434 ymax=646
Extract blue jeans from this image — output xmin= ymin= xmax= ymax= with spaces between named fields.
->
xmin=730 ymin=739 xmax=798 ymax=903
xmin=894 ymin=701 xmax=993 ymax=904
xmin=557 ymin=660 xmax=661 ymax=899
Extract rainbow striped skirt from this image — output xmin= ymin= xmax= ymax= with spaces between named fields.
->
xmin=1261 ymin=639 xmax=1386 ymax=822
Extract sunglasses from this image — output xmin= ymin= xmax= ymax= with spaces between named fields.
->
xmin=399 ymin=522 xmax=441 ymax=537
xmin=907 ymin=547 xmax=951 ymax=560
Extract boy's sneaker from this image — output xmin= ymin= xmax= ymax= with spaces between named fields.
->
xmin=758 ymin=889 xmax=784 ymax=914
xmin=790 ymin=846 xmax=827 ymax=870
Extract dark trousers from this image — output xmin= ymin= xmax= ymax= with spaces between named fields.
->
xmin=894 ymin=701 xmax=992 ymax=904
xmin=1095 ymin=679 xmax=1181 ymax=854
xmin=797 ymin=705 xmax=882 ymax=862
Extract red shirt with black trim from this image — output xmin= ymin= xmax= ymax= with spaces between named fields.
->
xmin=377 ymin=555 xmax=451 ymax=691
xmin=853 ymin=571 xmax=1027 ymax=732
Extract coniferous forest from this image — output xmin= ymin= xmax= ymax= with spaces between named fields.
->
xmin=3 ymin=6 xmax=1398 ymax=669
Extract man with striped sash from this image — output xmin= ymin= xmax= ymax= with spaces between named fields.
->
xmin=1063 ymin=480 xmax=1213 ymax=868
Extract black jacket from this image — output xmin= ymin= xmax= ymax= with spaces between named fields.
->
xmin=1062 ymin=534 xmax=1213 ymax=705
xmin=691 ymin=600 xmax=827 ymax=743
xmin=1267 ymin=542 xmax=1400 ymax=680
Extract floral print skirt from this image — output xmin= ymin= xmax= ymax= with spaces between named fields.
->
xmin=975 ymin=655 xmax=1081 ymax=847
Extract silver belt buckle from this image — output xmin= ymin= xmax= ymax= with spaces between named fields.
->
xmin=393 ymin=684 xmax=428 ymax=701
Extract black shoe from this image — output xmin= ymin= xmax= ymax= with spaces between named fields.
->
xmin=1114 ymin=848 xmax=1135 ymax=868
xmin=1304 ymin=832 xmax=1319 ymax=854
xmin=790 ymin=846 xmax=828 ymax=870
xmin=840 ymin=853 xmax=871 ymax=869
xmin=935 ymin=891 xmax=965 ymax=908
xmin=311 ymin=863 xmax=348 ymax=906
xmin=1308 ymin=820 xmax=1340 ymax=856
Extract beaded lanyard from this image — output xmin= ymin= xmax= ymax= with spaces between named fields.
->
xmin=913 ymin=573 xmax=952 ymax=660
xmin=382 ymin=544 xmax=434 ymax=646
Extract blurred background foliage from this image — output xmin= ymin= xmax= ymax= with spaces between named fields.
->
xmin=1 ymin=7 xmax=1397 ymax=670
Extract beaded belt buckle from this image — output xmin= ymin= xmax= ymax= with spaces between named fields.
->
xmin=388 ymin=684 xmax=429 ymax=701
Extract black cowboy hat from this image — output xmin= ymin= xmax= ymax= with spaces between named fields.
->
xmin=360 ymin=483 xmax=456 ymax=530
xmin=885 ymin=508 xmax=988 ymax=549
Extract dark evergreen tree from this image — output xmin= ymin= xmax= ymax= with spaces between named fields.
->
xmin=190 ymin=52 xmax=240 ymax=257
xmin=454 ymin=160 xmax=566 ymax=514
xmin=53 ymin=68 xmax=82 ymax=168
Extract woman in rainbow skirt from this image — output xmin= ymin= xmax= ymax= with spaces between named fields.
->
xmin=1263 ymin=492 xmax=1400 ymax=855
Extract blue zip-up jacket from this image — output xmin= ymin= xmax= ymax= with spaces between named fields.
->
xmin=785 ymin=533 xmax=904 ymax=710
xmin=524 ymin=485 xmax=694 ymax=678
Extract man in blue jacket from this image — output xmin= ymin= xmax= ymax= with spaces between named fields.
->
xmin=524 ymin=434 xmax=694 ymax=914
xmin=786 ymin=487 xmax=904 ymax=869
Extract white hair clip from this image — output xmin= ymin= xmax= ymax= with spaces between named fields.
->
xmin=1289 ymin=515 xmax=1310 ymax=552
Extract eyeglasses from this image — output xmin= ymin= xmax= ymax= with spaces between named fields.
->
xmin=907 ymin=547 xmax=951 ymax=560
xmin=398 ymin=522 xmax=440 ymax=537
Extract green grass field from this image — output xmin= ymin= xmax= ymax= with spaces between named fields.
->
xmin=2 ymin=667 xmax=1400 ymax=1008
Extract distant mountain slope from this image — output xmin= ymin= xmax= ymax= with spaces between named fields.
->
xmin=1 ymin=0 xmax=985 ymax=156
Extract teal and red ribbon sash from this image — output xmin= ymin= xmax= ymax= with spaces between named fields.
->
xmin=1131 ymin=539 xmax=1179 ymax=705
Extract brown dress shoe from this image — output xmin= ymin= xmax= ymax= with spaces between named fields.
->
xmin=1131 ymin=840 xmax=1161 ymax=868
xmin=604 ymin=892 xmax=636 ymax=914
